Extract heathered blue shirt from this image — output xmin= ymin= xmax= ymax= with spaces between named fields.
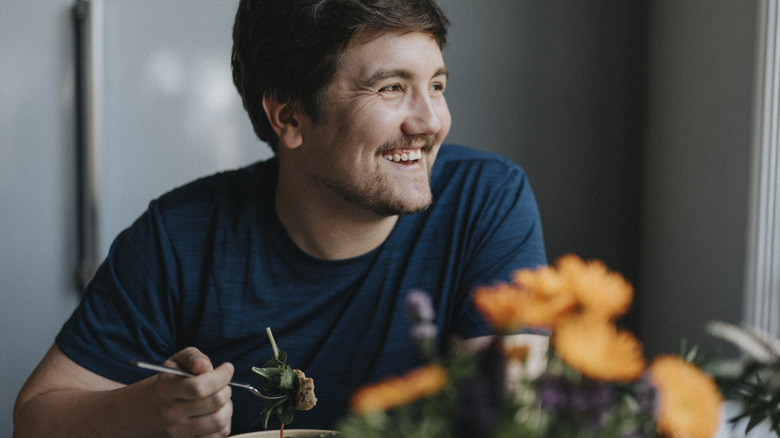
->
xmin=56 ymin=144 xmax=546 ymax=432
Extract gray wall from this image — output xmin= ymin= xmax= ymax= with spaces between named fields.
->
xmin=445 ymin=0 xmax=758 ymax=358
xmin=1 ymin=2 xmax=263 ymax=435
xmin=442 ymin=1 xmax=647 ymax=329
xmin=0 ymin=1 xmax=758 ymax=435
xmin=637 ymin=1 xmax=757 ymax=356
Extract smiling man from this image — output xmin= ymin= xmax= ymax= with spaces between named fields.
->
xmin=272 ymin=30 xmax=451 ymax=260
xmin=14 ymin=1 xmax=547 ymax=437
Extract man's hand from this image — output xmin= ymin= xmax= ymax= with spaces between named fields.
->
xmin=154 ymin=347 xmax=235 ymax=438
xmin=13 ymin=344 xmax=235 ymax=438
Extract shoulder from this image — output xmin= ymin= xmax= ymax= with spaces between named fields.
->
xmin=435 ymin=144 xmax=516 ymax=166
xmin=122 ymin=158 xmax=277 ymax=245
xmin=156 ymin=159 xmax=276 ymax=211
xmin=431 ymin=144 xmax=529 ymax=193
xmin=160 ymin=160 xmax=276 ymax=205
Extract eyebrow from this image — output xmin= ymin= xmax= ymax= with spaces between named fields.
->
xmin=360 ymin=67 xmax=450 ymax=88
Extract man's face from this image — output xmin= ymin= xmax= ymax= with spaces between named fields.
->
xmin=296 ymin=30 xmax=452 ymax=217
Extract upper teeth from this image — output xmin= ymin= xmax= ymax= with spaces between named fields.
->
xmin=384 ymin=150 xmax=422 ymax=162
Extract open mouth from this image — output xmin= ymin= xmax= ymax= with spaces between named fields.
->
xmin=382 ymin=149 xmax=422 ymax=163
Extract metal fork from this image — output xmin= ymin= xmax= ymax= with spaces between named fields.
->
xmin=132 ymin=360 xmax=286 ymax=400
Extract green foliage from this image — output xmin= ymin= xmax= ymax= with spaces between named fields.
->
xmin=707 ymin=321 xmax=780 ymax=435
xmin=252 ymin=327 xmax=300 ymax=429
xmin=724 ymin=363 xmax=780 ymax=434
xmin=339 ymin=395 xmax=454 ymax=438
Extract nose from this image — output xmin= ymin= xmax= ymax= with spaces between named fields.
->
xmin=402 ymin=90 xmax=445 ymax=136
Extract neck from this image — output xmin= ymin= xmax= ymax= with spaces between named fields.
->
xmin=275 ymin=170 xmax=399 ymax=261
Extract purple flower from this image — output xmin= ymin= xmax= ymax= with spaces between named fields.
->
xmin=633 ymin=376 xmax=658 ymax=416
xmin=453 ymin=375 xmax=500 ymax=438
xmin=573 ymin=383 xmax=618 ymax=416
xmin=538 ymin=376 xmax=622 ymax=432
xmin=406 ymin=289 xmax=436 ymax=323
xmin=405 ymin=290 xmax=438 ymax=342
xmin=538 ymin=376 xmax=569 ymax=411
xmin=405 ymin=290 xmax=439 ymax=358
xmin=411 ymin=322 xmax=438 ymax=342
xmin=453 ymin=339 xmax=506 ymax=438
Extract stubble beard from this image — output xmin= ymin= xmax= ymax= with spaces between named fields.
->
xmin=315 ymin=135 xmax=436 ymax=217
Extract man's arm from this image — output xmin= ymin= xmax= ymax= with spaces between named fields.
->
xmin=14 ymin=344 xmax=235 ymax=438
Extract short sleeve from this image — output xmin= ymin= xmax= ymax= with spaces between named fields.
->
xmin=442 ymin=151 xmax=547 ymax=337
xmin=56 ymin=200 xmax=180 ymax=384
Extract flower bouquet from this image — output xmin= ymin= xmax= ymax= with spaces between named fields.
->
xmin=338 ymin=255 xmax=723 ymax=438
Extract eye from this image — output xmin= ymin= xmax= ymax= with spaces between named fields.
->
xmin=378 ymin=84 xmax=402 ymax=93
xmin=431 ymin=81 xmax=446 ymax=93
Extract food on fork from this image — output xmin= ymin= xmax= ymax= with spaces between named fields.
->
xmin=252 ymin=327 xmax=317 ymax=430
xmin=294 ymin=369 xmax=317 ymax=410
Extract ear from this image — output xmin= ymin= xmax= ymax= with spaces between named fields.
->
xmin=262 ymin=95 xmax=303 ymax=150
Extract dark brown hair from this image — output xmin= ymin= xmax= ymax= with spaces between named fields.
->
xmin=231 ymin=0 xmax=450 ymax=151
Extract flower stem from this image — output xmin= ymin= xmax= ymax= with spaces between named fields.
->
xmin=266 ymin=326 xmax=280 ymax=360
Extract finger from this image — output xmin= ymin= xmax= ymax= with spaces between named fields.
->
xmin=192 ymin=392 xmax=233 ymax=435
xmin=214 ymin=362 xmax=235 ymax=384
xmin=166 ymin=347 xmax=213 ymax=374
xmin=167 ymin=393 xmax=233 ymax=438
xmin=158 ymin=348 xmax=211 ymax=401
xmin=170 ymin=385 xmax=233 ymax=420
xmin=190 ymin=356 xmax=213 ymax=375
xmin=170 ymin=364 xmax=235 ymax=402
xmin=189 ymin=362 xmax=234 ymax=399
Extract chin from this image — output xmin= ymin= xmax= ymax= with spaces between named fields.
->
xmin=373 ymin=194 xmax=432 ymax=217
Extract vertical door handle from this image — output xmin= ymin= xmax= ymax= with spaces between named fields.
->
xmin=73 ymin=0 xmax=104 ymax=290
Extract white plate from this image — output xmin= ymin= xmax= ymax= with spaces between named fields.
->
xmin=231 ymin=430 xmax=337 ymax=438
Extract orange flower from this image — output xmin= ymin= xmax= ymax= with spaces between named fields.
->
xmin=474 ymin=279 xmax=574 ymax=332
xmin=512 ymin=264 xmax=569 ymax=299
xmin=472 ymin=284 xmax=528 ymax=332
xmin=555 ymin=254 xmax=634 ymax=319
xmin=552 ymin=314 xmax=645 ymax=381
xmin=349 ymin=364 xmax=448 ymax=415
xmin=510 ymin=255 xmax=633 ymax=324
xmin=473 ymin=283 xmax=525 ymax=332
xmin=649 ymin=356 xmax=722 ymax=438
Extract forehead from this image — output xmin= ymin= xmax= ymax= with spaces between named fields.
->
xmin=335 ymin=31 xmax=446 ymax=83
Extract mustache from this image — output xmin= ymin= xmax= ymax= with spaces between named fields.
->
xmin=377 ymin=134 xmax=435 ymax=154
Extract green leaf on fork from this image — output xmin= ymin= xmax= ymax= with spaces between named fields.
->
xmin=252 ymin=327 xmax=300 ymax=429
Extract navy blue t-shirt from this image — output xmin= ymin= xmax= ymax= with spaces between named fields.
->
xmin=56 ymin=144 xmax=546 ymax=432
